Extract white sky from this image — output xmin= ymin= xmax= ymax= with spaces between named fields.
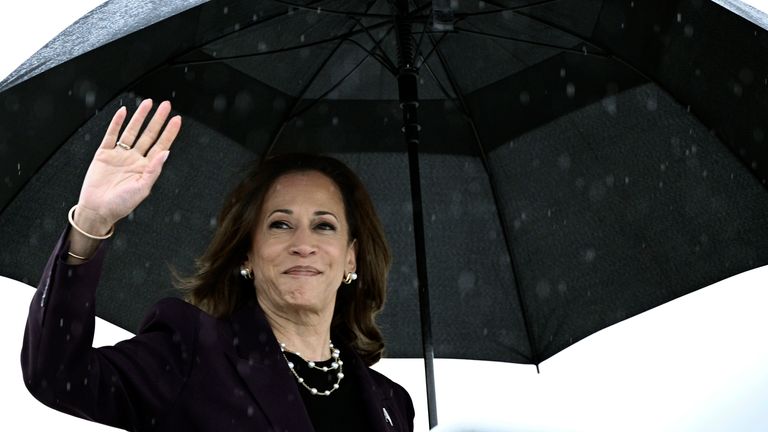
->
xmin=1 ymin=1 xmax=768 ymax=431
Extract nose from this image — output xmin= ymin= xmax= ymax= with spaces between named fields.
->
xmin=289 ymin=227 xmax=316 ymax=257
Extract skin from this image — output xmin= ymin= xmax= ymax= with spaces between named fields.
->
xmin=244 ymin=171 xmax=357 ymax=361
xmin=67 ymin=99 xmax=181 ymax=264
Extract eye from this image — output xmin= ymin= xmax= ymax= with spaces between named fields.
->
xmin=269 ymin=220 xmax=291 ymax=229
xmin=315 ymin=222 xmax=337 ymax=231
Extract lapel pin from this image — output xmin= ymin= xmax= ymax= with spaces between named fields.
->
xmin=383 ymin=407 xmax=393 ymax=426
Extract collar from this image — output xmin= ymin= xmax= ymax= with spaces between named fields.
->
xmin=223 ymin=302 xmax=393 ymax=432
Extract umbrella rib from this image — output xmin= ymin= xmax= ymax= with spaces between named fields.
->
xmin=270 ymin=0 xmax=393 ymax=19
xmin=261 ymin=2 xmax=384 ymax=159
xmin=170 ymin=0 xmax=325 ymax=65
xmin=169 ymin=20 xmax=393 ymax=67
xmin=345 ymin=15 xmax=398 ymax=73
xmin=424 ymin=32 xmax=543 ymax=367
xmin=286 ymin=23 xmax=399 ymax=120
xmin=453 ymin=0 xmax=565 ymax=19
xmin=453 ymin=27 xmax=610 ymax=58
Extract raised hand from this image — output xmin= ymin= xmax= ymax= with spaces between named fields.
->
xmin=67 ymin=100 xmax=181 ymax=262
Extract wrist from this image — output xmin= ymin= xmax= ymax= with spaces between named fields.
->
xmin=69 ymin=205 xmax=115 ymax=239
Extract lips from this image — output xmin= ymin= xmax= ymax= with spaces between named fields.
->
xmin=283 ymin=265 xmax=321 ymax=276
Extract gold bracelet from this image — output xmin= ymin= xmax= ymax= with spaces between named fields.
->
xmin=68 ymin=205 xmax=115 ymax=240
xmin=67 ymin=250 xmax=90 ymax=260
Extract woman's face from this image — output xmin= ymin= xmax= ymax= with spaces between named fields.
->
xmin=246 ymin=170 xmax=356 ymax=317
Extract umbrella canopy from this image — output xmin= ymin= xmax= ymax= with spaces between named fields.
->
xmin=2 ymin=2 xmax=768 ymax=424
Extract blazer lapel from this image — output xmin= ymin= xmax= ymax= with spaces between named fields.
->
xmin=346 ymin=350 xmax=393 ymax=432
xmin=224 ymin=303 xmax=315 ymax=432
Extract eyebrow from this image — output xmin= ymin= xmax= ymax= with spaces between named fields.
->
xmin=268 ymin=209 xmax=339 ymax=221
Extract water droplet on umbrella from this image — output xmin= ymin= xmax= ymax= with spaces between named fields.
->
xmin=566 ymin=82 xmax=576 ymax=98
xmin=536 ymin=280 xmax=551 ymax=298
xmin=646 ymin=96 xmax=657 ymax=111
xmin=519 ymin=91 xmax=530 ymax=105
xmin=213 ymin=95 xmax=227 ymax=112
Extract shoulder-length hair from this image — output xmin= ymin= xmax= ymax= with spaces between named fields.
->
xmin=176 ymin=153 xmax=391 ymax=366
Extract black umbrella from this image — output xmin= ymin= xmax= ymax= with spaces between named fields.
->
xmin=3 ymin=0 xmax=768 ymax=428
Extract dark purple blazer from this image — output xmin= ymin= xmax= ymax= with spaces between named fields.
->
xmin=21 ymin=228 xmax=414 ymax=432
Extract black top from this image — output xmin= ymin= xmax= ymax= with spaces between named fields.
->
xmin=284 ymin=349 xmax=368 ymax=431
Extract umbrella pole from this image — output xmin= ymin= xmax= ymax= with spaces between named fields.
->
xmin=396 ymin=3 xmax=438 ymax=429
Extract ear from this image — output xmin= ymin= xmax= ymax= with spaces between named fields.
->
xmin=346 ymin=238 xmax=357 ymax=273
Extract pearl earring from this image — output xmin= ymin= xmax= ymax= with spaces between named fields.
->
xmin=240 ymin=266 xmax=253 ymax=280
xmin=342 ymin=271 xmax=357 ymax=285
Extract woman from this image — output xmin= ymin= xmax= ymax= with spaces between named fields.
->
xmin=21 ymin=99 xmax=414 ymax=431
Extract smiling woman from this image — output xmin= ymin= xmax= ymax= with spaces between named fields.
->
xmin=20 ymin=103 xmax=413 ymax=432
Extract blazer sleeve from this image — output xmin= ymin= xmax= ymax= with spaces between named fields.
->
xmin=21 ymin=226 xmax=199 ymax=431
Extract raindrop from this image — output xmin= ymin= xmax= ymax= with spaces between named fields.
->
xmin=739 ymin=68 xmax=754 ymax=85
xmin=234 ymin=23 xmax=240 ymax=31
xmin=536 ymin=280 xmax=551 ymax=298
xmin=751 ymin=161 xmax=758 ymax=169
xmin=247 ymin=406 xmax=254 ymax=417
xmin=695 ymin=68 xmax=701 ymax=76
xmin=566 ymin=82 xmax=576 ymax=98
xmin=684 ymin=24 xmax=694 ymax=37
xmin=605 ymin=174 xmax=615 ymax=187
xmin=128 ymin=212 xmax=135 ymax=221
xmin=258 ymin=41 xmax=268 ymax=52
xmin=658 ymin=181 xmax=664 ymax=188
xmin=676 ymin=13 xmax=682 ymax=23
xmin=173 ymin=211 xmax=182 ymax=223
xmin=560 ymin=68 xmax=566 ymax=78
xmin=645 ymin=96 xmax=657 ymax=111
xmin=582 ymin=45 xmax=588 ymax=55
xmin=558 ymin=153 xmax=571 ymax=170
xmin=213 ymin=95 xmax=228 ymax=112
xmin=59 ymin=318 xmax=64 ymax=327
xmin=300 ymin=34 xmax=305 ymax=43
xmin=17 ymin=163 xmax=20 ymax=175
xmin=558 ymin=281 xmax=567 ymax=294
xmin=519 ymin=91 xmax=531 ymax=105
xmin=457 ymin=271 xmax=476 ymax=296
xmin=66 ymin=382 xmax=71 ymax=392
xmin=209 ymin=217 xmax=217 ymax=229
xmin=223 ymin=6 xmax=229 ymax=14
xmin=702 ymin=170 xmax=708 ymax=177
xmin=601 ymin=96 xmax=618 ymax=116
xmin=732 ymin=83 xmax=743 ymax=97
xmin=332 ymin=116 xmax=339 ymax=126
xmin=85 ymin=90 xmax=96 ymax=108
xmin=589 ymin=181 xmax=606 ymax=202
xmin=582 ymin=248 xmax=596 ymax=263
xmin=171 ymin=90 xmax=176 ymax=98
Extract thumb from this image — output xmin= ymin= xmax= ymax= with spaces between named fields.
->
xmin=142 ymin=151 xmax=170 ymax=189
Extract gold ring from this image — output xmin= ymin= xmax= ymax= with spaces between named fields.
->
xmin=116 ymin=141 xmax=131 ymax=150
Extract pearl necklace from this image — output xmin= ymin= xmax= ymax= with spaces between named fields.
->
xmin=279 ymin=341 xmax=344 ymax=396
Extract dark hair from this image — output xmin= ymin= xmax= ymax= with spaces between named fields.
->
xmin=176 ymin=153 xmax=391 ymax=366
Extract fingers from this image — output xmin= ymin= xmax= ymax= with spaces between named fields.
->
xmin=146 ymin=114 xmax=182 ymax=160
xmin=133 ymin=101 xmax=172 ymax=155
xmin=99 ymin=107 xmax=127 ymax=150
xmin=117 ymin=99 xmax=154 ymax=148
xmin=141 ymin=150 xmax=171 ymax=193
